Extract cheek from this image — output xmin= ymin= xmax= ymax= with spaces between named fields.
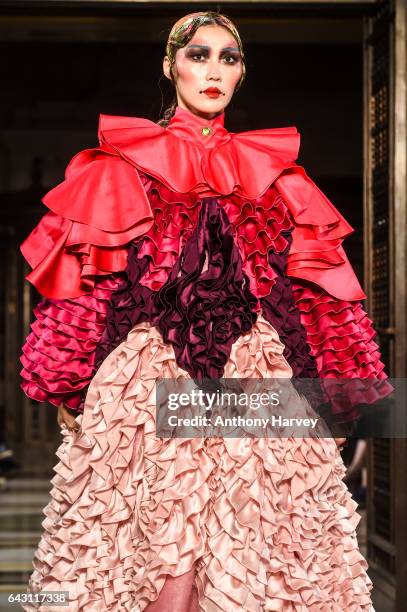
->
xmin=224 ymin=66 xmax=243 ymax=90
xmin=175 ymin=59 xmax=205 ymax=86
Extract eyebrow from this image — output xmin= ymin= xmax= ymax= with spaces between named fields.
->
xmin=186 ymin=44 xmax=240 ymax=53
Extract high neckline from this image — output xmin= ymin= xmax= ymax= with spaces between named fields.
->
xmin=166 ymin=105 xmax=230 ymax=148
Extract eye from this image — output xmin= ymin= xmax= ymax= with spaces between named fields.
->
xmin=190 ymin=53 xmax=206 ymax=62
xmin=222 ymin=54 xmax=240 ymax=65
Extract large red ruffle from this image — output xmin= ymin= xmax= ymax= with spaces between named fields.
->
xmin=97 ymin=112 xmax=367 ymax=304
xmin=20 ymin=148 xmax=154 ymax=299
xmin=20 ymin=277 xmax=122 ymax=411
xmin=21 ymin=111 xmax=364 ymax=306
xmin=275 ymin=166 xmax=366 ymax=302
xmin=98 ymin=112 xmax=300 ymax=199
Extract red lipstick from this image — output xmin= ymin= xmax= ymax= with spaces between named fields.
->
xmin=202 ymin=87 xmax=222 ymax=98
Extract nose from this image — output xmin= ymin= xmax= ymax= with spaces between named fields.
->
xmin=205 ymin=58 xmax=221 ymax=81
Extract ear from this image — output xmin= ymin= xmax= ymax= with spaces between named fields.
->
xmin=163 ymin=56 xmax=172 ymax=81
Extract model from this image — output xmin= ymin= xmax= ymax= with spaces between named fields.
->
xmin=20 ymin=11 xmax=390 ymax=612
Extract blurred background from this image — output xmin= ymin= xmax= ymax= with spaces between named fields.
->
xmin=0 ymin=0 xmax=406 ymax=610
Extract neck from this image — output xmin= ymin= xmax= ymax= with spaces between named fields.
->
xmin=177 ymin=101 xmax=224 ymax=121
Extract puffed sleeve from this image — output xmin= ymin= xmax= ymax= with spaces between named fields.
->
xmin=20 ymin=277 xmax=122 ymax=412
xmin=274 ymin=165 xmax=392 ymax=419
xmin=19 ymin=145 xmax=154 ymax=411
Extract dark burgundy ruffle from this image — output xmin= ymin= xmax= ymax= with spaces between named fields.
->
xmin=260 ymin=232 xmax=318 ymax=378
xmin=94 ymin=241 xmax=155 ymax=371
xmin=20 ymin=276 xmax=123 ymax=411
xmin=153 ymin=198 xmax=258 ymax=379
xmin=135 ymin=179 xmax=294 ymax=303
xmin=96 ymin=198 xmax=258 ymax=380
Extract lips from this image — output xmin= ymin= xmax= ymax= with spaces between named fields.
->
xmin=203 ymin=87 xmax=222 ymax=98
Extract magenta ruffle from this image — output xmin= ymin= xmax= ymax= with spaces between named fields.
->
xmin=20 ymin=277 xmax=122 ymax=411
xmin=137 ymin=181 xmax=201 ymax=291
xmin=221 ymin=184 xmax=293 ymax=299
xmin=292 ymin=281 xmax=392 ymax=418
xmin=136 ymin=180 xmax=293 ymax=303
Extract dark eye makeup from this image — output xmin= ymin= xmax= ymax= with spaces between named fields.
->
xmin=184 ymin=44 xmax=241 ymax=64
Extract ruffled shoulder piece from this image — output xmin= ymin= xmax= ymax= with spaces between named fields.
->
xmin=42 ymin=145 xmax=153 ymax=232
xmin=98 ymin=114 xmax=300 ymax=198
xmin=20 ymin=146 xmax=154 ymax=299
xmin=274 ymin=165 xmax=366 ymax=301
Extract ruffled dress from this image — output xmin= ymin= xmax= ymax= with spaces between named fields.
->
xmin=20 ymin=106 xmax=389 ymax=611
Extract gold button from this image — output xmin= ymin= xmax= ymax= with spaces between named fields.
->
xmin=201 ymin=126 xmax=212 ymax=136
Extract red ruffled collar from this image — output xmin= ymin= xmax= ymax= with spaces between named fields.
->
xmin=97 ymin=105 xmax=300 ymax=198
xmin=166 ymin=106 xmax=229 ymax=149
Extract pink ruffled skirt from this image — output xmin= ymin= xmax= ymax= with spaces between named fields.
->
xmin=23 ymin=316 xmax=374 ymax=611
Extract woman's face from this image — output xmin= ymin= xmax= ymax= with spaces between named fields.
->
xmin=163 ymin=24 xmax=243 ymax=119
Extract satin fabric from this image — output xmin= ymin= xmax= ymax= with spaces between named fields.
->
xmin=20 ymin=106 xmax=382 ymax=610
xmin=22 ymin=316 xmax=374 ymax=611
xmin=20 ymin=106 xmax=364 ymax=302
xmin=20 ymin=167 xmax=388 ymax=416
xmin=20 ymin=276 xmax=122 ymax=410
xmin=98 ymin=108 xmax=300 ymax=198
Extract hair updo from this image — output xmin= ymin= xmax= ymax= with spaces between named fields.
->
xmin=158 ymin=11 xmax=246 ymax=127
